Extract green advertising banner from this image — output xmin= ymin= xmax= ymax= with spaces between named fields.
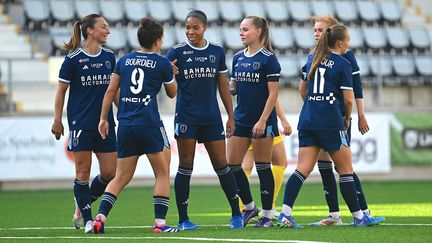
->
xmin=391 ymin=113 xmax=432 ymax=165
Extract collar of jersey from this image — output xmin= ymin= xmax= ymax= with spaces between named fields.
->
xmin=80 ymin=47 xmax=101 ymax=57
xmin=186 ymin=39 xmax=209 ymax=50
xmin=243 ymin=47 xmax=264 ymax=58
xmin=137 ymin=50 xmax=156 ymax=54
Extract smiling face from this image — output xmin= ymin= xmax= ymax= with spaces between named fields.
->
xmin=239 ymin=18 xmax=261 ymax=46
xmin=185 ymin=17 xmax=206 ymax=46
xmin=87 ymin=17 xmax=110 ymax=45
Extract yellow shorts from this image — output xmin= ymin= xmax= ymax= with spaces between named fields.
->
xmin=247 ymin=134 xmax=283 ymax=151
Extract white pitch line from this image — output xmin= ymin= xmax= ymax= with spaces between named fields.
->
xmin=0 ymin=236 xmax=327 ymax=243
xmin=0 ymin=223 xmax=431 ymax=231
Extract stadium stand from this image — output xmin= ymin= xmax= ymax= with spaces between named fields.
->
xmin=0 ymin=0 xmax=431 ymax=113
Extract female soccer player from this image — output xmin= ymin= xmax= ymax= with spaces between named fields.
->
xmin=277 ymin=24 xmax=382 ymax=228
xmin=166 ymin=10 xmax=243 ymax=230
xmin=238 ymin=101 xmax=292 ymax=219
xmin=92 ymin=17 xmax=179 ymax=234
xmin=51 ymin=14 xmax=117 ymax=233
xmin=227 ymin=16 xmax=280 ymax=228
xmin=302 ymin=16 xmax=384 ymax=226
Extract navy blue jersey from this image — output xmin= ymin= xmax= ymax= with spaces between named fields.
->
xmin=166 ymin=41 xmax=227 ymax=125
xmin=302 ymin=49 xmax=361 ymax=117
xmin=299 ymin=52 xmax=353 ymax=131
xmin=231 ymin=48 xmax=280 ymax=127
xmin=343 ymin=49 xmax=363 ymax=99
xmin=58 ymin=48 xmax=116 ymax=130
xmin=115 ymin=51 xmax=174 ymax=127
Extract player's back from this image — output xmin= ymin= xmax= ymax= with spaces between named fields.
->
xmin=116 ymin=51 xmax=173 ymax=127
xmin=299 ymin=52 xmax=353 ymax=131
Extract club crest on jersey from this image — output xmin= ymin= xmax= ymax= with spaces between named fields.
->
xmin=253 ymin=62 xmax=261 ymax=70
xmin=105 ymin=61 xmax=111 ymax=70
xmin=209 ymin=55 xmax=216 ymax=63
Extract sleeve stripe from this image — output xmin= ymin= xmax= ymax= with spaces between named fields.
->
xmin=164 ymin=78 xmax=175 ymax=84
xmin=352 ymin=70 xmax=360 ymax=75
xmin=340 ymin=86 xmax=353 ymax=90
xmin=267 ymin=73 xmax=281 ymax=77
xmin=218 ymin=69 xmax=228 ymax=73
xmin=59 ymin=78 xmax=71 ymax=83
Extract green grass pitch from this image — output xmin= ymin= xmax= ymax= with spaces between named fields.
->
xmin=0 ymin=181 xmax=431 ymax=242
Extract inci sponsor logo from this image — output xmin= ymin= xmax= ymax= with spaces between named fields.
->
xmin=402 ymin=128 xmax=432 ymax=150
xmin=183 ymin=51 xmax=194 ymax=55
xmin=308 ymin=92 xmax=336 ymax=104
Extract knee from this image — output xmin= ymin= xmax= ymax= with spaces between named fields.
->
xmin=75 ymin=167 xmax=91 ymax=181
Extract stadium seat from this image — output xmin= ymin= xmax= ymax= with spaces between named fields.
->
xmin=49 ymin=0 xmax=75 ymax=25
xmin=349 ymin=26 xmax=365 ymax=51
xmin=310 ymin=1 xmax=334 ymax=17
xmin=270 ymin=25 xmax=294 ymax=52
xmin=222 ymin=26 xmax=244 ymax=51
xmin=379 ymin=0 xmax=402 ymax=25
xmin=414 ymin=55 xmax=432 ymax=84
xmin=218 ymin=0 xmax=243 ymax=23
xmin=356 ymin=0 xmax=381 ymax=24
xmin=124 ymin=0 xmax=147 ymax=24
xmin=23 ymin=0 xmax=50 ymax=30
xmin=174 ymin=25 xmax=186 ymax=44
xmin=409 ymin=27 xmax=431 ymax=52
xmin=126 ymin=26 xmax=139 ymax=50
xmin=49 ymin=26 xmax=70 ymax=55
xmin=148 ymin=0 xmax=172 ymax=23
xmin=293 ymin=25 xmax=315 ymax=53
xmin=334 ymin=1 xmax=358 ymax=24
xmin=104 ymin=27 xmax=127 ymax=53
xmin=288 ymin=1 xmax=311 ymax=24
xmin=362 ymin=26 xmax=388 ymax=52
xmin=195 ymin=1 xmax=220 ymax=24
xmin=355 ymin=54 xmax=373 ymax=86
xmin=385 ymin=27 xmax=410 ymax=51
xmin=205 ymin=26 xmax=223 ymax=45
xmin=99 ymin=0 xmax=124 ymax=24
xmin=171 ymin=0 xmax=195 ymax=23
xmin=369 ymin=54 xmax=393 ymax=84
xmin=226 ymin=53 xmax=233 ymax=74
xmin=264 ymin=1 xmax=289 ymax=23
xmin=74 ymin=0 xmax=100 ymax=20
xmin=279 ymin=55 xmax=300 ymax=87
xmin=242 ymin=0 xmax=265 ymax=19
xmin=161 ymin=27 xmax=176 ymax=52
xmin=392 ymin=54 xmax=417 ymax=86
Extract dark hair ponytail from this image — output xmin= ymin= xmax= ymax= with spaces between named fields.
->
xmin=64 ymin=14 xmax=102 ymax=51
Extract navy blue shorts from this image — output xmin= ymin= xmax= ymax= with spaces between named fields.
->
xmin=117 ymin=125 xmax=170 ymax=158
xmin=68 ymin=129 xmax=117 ymax=153
xmin=234 ymin=123 xmax=278 ymax=138
xmin=174 ymin=122 xmax=225 ymax=143
xmin=298 ymin=129 xmax=350 ymax=152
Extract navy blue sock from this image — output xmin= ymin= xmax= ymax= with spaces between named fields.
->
xmin=215 ymin=165 xmax=241 ymax=217
xmin=353 ymin=173 xmax=368 ymax=211
xmin=229 ymin=164 xmax=253 ymax=206
xmin=154 ymin=195 xmax=169 ymax=220
xmin=255 ymin=162 xmax=274 ymax=211
xmin=174 ymin=166 xmax=192 ymax=223
xmin=90 ymin=174 xmax=108 ymax=203
xmin=282 ymin=170 xmax=306 ymax=208
xmin=98 ymin=192 xmax=117 ymax=217
xmin=74 ymin=178 xmax=92 ymax=223
xmin=339 ymin=174 xmax=361 ymax=213
xmin=318 ymin=160 xmax=339 ymax=213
